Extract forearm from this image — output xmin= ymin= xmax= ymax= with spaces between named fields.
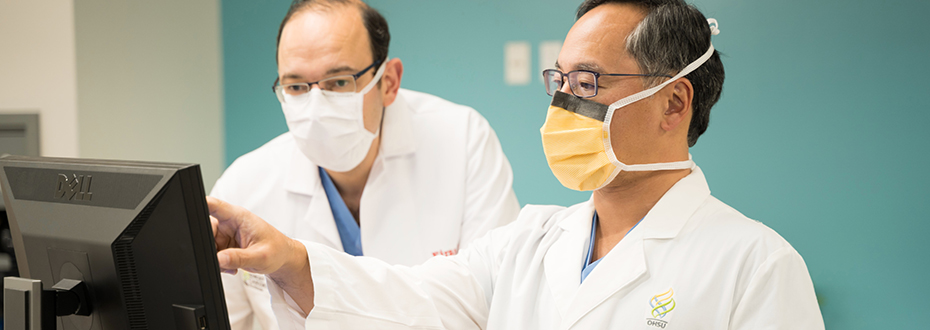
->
xmin=293 ymin=240 xmax=490 ymax=329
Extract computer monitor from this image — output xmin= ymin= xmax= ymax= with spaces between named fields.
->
xmin=0 ymin=155 xmax=230 ymax=330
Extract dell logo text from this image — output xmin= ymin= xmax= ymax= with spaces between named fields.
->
xmin=56 ymin=174 xmax=93 ymax=201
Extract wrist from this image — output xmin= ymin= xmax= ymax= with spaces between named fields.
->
xmin=267 ymin=238 xmax=315 ymax=314
xmin=268 ymin=238 xmax=309 ymax=287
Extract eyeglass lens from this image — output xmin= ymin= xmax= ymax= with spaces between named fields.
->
xmin=544 ymin=70 xmax=562 ymax=96
xmin=543 ymin=70 xmax=598 ymax=98
xmin=275 ymin=75 xmax=358 ymax=103
xmin=568 ymin=72 xmax=597 ymax=97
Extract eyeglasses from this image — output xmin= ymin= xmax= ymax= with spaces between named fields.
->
xmin=542 ymin=69 xmax=673 ymax=98
xmin=273 ymin=60 xmax=382 ymax=103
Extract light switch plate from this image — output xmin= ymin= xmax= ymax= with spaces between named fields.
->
xmin=504 ymin=41 xmax=531 ymax=86
xmin=539 ymin=40 xmax=562 ymax=81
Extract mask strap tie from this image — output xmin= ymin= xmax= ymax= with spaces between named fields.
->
xmin=596 ymin=18 xmax=720 ymax=186
xmin=707 ymin=18 xmax=720 ymax=36
xmin=605 ymin=18 xmax=720 ymax=113
xmin=358 ymin=61 xmax=387 ymax=95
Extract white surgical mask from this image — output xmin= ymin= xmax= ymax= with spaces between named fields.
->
xmin=281 ymin=62 xmax=386 ymax=172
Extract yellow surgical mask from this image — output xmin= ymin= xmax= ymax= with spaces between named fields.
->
xmin=540 ymin=91 xmax=616 ymax=191
xmin=540 ymin=90 xmax=696 ymax=191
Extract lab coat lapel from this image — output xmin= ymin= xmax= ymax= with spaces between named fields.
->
xmin=283 ymin=145 xmax=343 ymax=250
xmin=358 ymin=91 xmax=420 ymax=262
xmin=543 ymin=199 xmax=594 ymax=319
xmin=564 ymin=232 xmax=647 ymax=329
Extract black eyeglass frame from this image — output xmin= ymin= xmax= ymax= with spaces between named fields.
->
xmin=542 ymin=69 xmax=673 ymax=98
xmin=271 ymin=60 xmax=383 ymax=94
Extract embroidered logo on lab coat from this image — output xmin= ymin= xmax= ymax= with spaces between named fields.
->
xmin=645 ymin=288 xmax=676 ymax=328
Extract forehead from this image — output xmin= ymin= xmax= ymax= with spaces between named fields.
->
xmin=559 ymin=3 xmax=647 ymax=72
xmin=277 ymin=5 xmax=372 ymax=72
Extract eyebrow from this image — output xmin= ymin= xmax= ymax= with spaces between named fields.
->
xmin=282 ymin=73 xmax=304 ymax=81
xmin=553 ymin=61 xmax=607 ymax=73
xmin=574 ymin=62 xmax=606 ymax=73
xmin=325 ymin=66 xmax=357 ymax=76
xmin=280 ymin=65 xmax=359 ymax=82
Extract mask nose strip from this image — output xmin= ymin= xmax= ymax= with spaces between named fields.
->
xmin=549 ymin=91 xmax=609 ymax=122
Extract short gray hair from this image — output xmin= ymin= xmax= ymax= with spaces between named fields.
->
xmin=577 ymin=0 xmax=725 ymax=147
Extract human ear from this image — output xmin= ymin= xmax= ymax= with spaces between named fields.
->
xmin=660 ymin=78 xmax=693 ymax=132
xmin=380 ymin=58 xmax=404 ymax=107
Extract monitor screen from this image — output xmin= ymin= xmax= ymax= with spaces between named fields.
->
xmin=0 ymin=155 xmax=230 ymax=330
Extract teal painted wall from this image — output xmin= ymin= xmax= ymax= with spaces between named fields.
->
xmin=222 ymin=0 xmax=930 ymax=328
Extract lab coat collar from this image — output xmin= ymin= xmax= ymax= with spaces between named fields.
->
xmin=282 ymin=89 xmax=417 ymax=197
xmin=637 ymin=164 xmax=711 ymax=240
xmin=378 ymin=89 xmax=417 ymax=158
xmin=284 ymin=143 xmax=321 ymax=196
xmin=557 ymin=195 xmax=595 ymax=233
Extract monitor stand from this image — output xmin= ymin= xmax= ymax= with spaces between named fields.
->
xmin=3 ymin=277 xmax=92 ymax=330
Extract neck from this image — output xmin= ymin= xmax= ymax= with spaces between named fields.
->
xmin=589 ymin=168 xmax=690 ymax=261
xmin=593 ymin=169 xmax=690 ymax=231
xmin=324 ymin=135 xmax=381 ymax=221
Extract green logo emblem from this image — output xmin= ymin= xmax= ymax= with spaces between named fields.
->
xmin=650 ymin=288 xmax=676 ymax=319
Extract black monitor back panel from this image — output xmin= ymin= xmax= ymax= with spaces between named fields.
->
xmin=0 ymin=156 xmax=230 ymax=330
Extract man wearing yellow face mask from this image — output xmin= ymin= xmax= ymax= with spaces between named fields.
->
xmin=206 ymin=0 xmax=825 ymax=328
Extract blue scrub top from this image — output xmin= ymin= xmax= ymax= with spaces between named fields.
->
xmin=581 ymin=213 xmax=642 ymax=283
xmin=318 ymin=167 xmax=363 ymax=256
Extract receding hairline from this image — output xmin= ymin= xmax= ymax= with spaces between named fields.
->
xmin=285 ymin=0 xmax=370 ymax=24
xmin=277 ymin=0 xmax=378 ymax=63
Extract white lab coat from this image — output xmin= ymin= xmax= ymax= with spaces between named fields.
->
xmin=269 ymin=164 xmax=824 ymax=330
xmin=211 ymin=88 xmax=521 ymax=330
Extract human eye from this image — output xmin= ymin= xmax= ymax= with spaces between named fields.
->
xmin=285 ymin=84 xmax=309 ymax=94
xmin=322 ymin=77 xmax=355 ymax=93
xmin=574 ymin=73 xmax=598 ymax=93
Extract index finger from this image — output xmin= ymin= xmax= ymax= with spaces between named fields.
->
xmin=206 ymin=196 xmax=244 ymax=226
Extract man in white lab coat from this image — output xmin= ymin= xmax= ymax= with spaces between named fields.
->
xmin=211 ymin=0 xmax=520 ymax=329
xmin=209 ymin=0 xmax=825 ymax=329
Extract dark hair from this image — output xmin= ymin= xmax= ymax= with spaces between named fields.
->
xmin=276 ymin=0 xmax=390 ymax=65
xmin=577 ymin=0 xmax=724 ymax=147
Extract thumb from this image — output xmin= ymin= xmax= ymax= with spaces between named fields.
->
xmin=217 ymin=248 xmax=261 ymax=273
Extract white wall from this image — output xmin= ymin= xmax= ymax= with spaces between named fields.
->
xmin=0 ymin=0 xmax=223 ymax=191
xmin=74 ymin=0 xmax=224 ymax=191
xmin=0 ymin=0 xmax=79 ymax=157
